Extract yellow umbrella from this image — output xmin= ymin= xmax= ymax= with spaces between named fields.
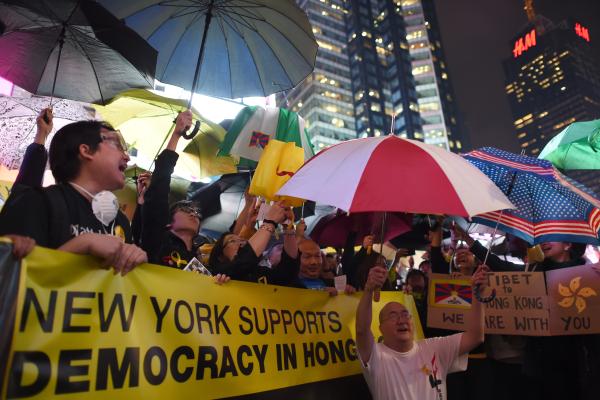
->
xmin=94 ymin=89 xmax=237 ymax=180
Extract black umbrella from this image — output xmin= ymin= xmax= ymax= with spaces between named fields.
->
xmin=0 ymin=0 xmax=157 ymax=104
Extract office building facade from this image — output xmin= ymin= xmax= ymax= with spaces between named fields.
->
xmin=504 ymin=17 xmax=600 ymax=155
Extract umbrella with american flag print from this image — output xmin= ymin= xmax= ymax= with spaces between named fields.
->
xmin=464 ymin=147 xmax=600 ymax=245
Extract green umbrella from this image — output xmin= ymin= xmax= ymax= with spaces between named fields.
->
xmin=539 ymin=119 xmax=600 ymax=169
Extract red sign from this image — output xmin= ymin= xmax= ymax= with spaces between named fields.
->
xmin=575 ymin=22 xmax=590 ymax=42
xmin=513 ymin=29 xmax=537 ymax=58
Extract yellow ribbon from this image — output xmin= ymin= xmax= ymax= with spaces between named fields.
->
xmin=170 ymin=251 xmax=187 ymax=268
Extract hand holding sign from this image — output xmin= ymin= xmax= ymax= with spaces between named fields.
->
xmin=473 ymin=265 xmax=496 ymax=303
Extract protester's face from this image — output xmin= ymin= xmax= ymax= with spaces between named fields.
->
xmin=299 ymin=241 xmax=322 ymax=279
xmin=171 ymin=209 xmax=201 ymax=233
xmin=321 ymin=256 xmax=336 ymax=279
xmin=455 ymin=248 xmax=476 ymax=275
xmin=93 ymin=128 xmax=129 ymax=190
xmin=379 ymin=302 xmax=413 ymax=344
xmin=407 ymin=275 xmax=426 ymax=294
xmin=540 ymin=241 xmax=570 ymax=261
xmin=222 ymin=234 xmax=247 ymax=262
xmin=419 ymin=261 xmax=431 ymax=275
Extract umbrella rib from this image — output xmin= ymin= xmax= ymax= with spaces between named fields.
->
xmin=143 ymin=4 xmax=197 ymax=45
xmin=66 ymin=28 xmax=107 ymax=104
xmin=224 ymin=19 xmax=266 ymax=96
xmin=247 ymin=24 xmax=293 ymax=91
xmin=228 ymin=0 xmax=316 ymax=67
xmin=217 ymin=12 xmax=272 ymax=95
xmin=215 ymin=16 xmax=234 ymax=99
xmin=158 ymin=12 xmax=205 ymax=86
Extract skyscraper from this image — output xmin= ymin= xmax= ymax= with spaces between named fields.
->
xmin=280 ymin=0 xmax=466 ymax=153
xmin=280 ymin=0 xmax=357 ymax=152
xmin=503 ymin=17 xmax=600 ymax=155
xmin=403 ymin=0 xmax=464 ymax=151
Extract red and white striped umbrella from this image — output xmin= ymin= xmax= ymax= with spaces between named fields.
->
xmin=277 ymin=136 xmax=514 ymax=217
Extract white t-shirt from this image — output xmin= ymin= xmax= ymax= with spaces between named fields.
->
xmin=360 ymin=333 xmax=467 ymax=400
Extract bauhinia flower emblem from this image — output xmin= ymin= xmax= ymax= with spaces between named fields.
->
xmin=557 ymin=276 xmax=597 ymax=313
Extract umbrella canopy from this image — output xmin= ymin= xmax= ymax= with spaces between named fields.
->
xmin=309 ymin=210 xmax=412 ymax=248
xmin=193 ymin=172 xmax=250 ymax=235
xmin=97 ymin=0 xmax=318 ymax=99
xmin=0 ymin=1 xmax=156 ymax=104
xmin=277 ymin=135 xmax=514 ymax=216
xmin=538 ymin=119 xmax=600 ymax=170
xmin=218 ymin=105 xmax=314 ymax=162
xmin=0 ymin=94 xmax=95 ymax=169
xmin=464 ymin=147 xmax=600 ymax=245
xmin=94 ymin=89 xmax=237 ymax=181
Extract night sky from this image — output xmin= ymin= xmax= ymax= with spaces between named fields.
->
xmin=434 ymin=0 xmax=600 ymax=153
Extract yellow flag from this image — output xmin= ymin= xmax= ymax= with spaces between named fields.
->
xmin=249 ymin=140 xmax=305 ymax=207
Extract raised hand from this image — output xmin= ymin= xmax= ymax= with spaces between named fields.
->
xmin=35 ymin=107 xmax=53 ymax=144
xmin=365 ymin=265 xmax=387 ymax=293
xmin=175 ymin=110 xmax=193 ymax=136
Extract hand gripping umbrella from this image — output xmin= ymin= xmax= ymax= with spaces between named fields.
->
xmin=97 ymin=0 xmax=318 ymax=140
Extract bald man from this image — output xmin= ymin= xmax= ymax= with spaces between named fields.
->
xmin=355 ymin=265 xmax=488 ymax=400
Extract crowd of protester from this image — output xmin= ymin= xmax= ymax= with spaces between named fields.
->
xmin=1 ymin=111 xmax=599 ymax=400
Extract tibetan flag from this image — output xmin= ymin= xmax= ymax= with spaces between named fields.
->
xmin=430 ymin=279 xmax=472 ymax=309
xmin=219 ymin=106 xmax=314 ymax=162
xmin=249 ymin=131 xmax=271 ymax=148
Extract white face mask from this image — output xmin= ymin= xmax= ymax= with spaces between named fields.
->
xmin=91 ymin=191 xmax=119 ymax=226
xmin=70 ymin=183 xmax=119 ymax=226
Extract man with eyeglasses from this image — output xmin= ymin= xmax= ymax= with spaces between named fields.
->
xmin=0 ymin=119 xmax=146 ymax=274
xmin=355 ymin=264 xmax=488 ymax=400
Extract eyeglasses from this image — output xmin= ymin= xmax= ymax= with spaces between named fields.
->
xmin=176 ymin=205 xmax=202 ymax=219
xmin=224 ymin=237 xmax=247 ymax=247
xmin=101 ymin=131 xmax=128 ymax=153
xmin=381 ymin=310 xmax=411 ymax=323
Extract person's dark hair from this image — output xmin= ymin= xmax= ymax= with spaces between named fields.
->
xmin=208 ymin=232 xmax=231 ymax=270
xmin=569 ymin=242 xmax=587 ymax=261
xmin=406 ymin=268 xmax=427 ymax=283
xmin=49 ymin=120 xmax=114 ymax=183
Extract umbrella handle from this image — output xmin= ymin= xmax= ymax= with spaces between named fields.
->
xmin=473 ymin=283 xmax=496 ymax=303
xmin=181 ymin=120 xmax=201 ymax=140
xmin=373 ymin=289 xmax=380 ymax=302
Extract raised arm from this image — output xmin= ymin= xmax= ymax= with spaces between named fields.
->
xmin=458 ymin=266 xmax=487 ymax=354
xmin=15 ymin=108 xmax=52 ymax=187
xmin=356 ymin=265 xmax=387 ymax=363
xmin=141 ymin=111 xmax=190 ymax=254
xmin=247 ymin=202 xmax=286 ymax=257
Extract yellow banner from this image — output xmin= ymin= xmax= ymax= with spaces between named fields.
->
xmin=3 ymin=245 xmax=422 ymax=399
